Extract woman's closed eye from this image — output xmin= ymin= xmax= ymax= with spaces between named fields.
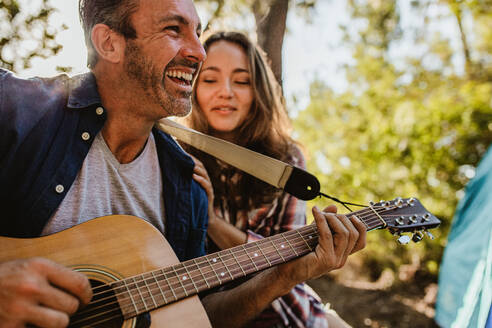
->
xmin=202 ymin=78 xmax=217 ymax=83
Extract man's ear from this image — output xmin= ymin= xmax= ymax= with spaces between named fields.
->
xmin=91 ymin=23 xmax=125 ymax=64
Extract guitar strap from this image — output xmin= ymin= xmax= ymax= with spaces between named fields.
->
xmin=156 ymin=118 xmax=320 ymax=201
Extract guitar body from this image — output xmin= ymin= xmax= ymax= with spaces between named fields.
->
xmin=0 ymin=215 xmax=211 ymax=328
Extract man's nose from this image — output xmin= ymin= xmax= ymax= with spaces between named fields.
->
xmin=183 ymin=34 xmax=206 ymax=64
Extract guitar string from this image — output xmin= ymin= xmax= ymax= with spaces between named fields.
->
xmin=72 ymin=206 xmax=429 ymax=326
xmin=75 ymin=203 xmax=405 ymax=318
xmin=70 ymin=205 xmax=408 ymax=324
xmin=69 ymin=206 xmax=386 ymax=326
xmin=69 ymin=246 xmax=314 ymax=326
xmin=73 ymin=204 xmax=404 ymax=316
xmin=69 ymin=226 xmax=321 ymax=323
xmin=85 ymin=204 xmax=395 ymax=296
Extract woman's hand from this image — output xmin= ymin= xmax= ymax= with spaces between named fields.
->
xmin=190 ymin=155 xmax=217 ymax=226
xmin=190 ymin=154 xmax=248 ymax=248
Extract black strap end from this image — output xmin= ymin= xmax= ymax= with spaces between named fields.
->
xmin=283 ymin=166 xmax=320 ymax=201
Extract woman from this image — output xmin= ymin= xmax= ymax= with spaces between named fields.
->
xmin=184 ymin=31 xmax=349 ymax=328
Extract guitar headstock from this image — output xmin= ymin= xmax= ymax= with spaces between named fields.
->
xmin=364 ymin=197 xmax=441 ymax=244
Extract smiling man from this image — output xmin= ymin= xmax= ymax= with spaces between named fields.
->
xmin=0 ymin=0 xmax=366 ymax=327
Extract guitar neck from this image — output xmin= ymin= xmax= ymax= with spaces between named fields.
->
xmin=112 ymin=206 xmax=385 ymax=319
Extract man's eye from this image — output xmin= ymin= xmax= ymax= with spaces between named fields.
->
xmin=165 ymin=26 xmax=180 ymax=33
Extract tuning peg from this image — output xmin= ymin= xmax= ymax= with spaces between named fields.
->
xmin=394 ymin=197 xmax=403 ymax=208
xmin=412 ymin=232 xmax=424 ymax=243
xmin=425 ymin=231 xmax=435 ymax=240
xmin=397 ymin=235 xmax=411 ymax=245
xmin=396 ymin=216 xmax=405 ymax=225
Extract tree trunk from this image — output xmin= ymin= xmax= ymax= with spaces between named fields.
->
xmin=253 ymin=0 xmax=289 ymax=87
xmin=451 ymin=1 xmax=473 ymax=79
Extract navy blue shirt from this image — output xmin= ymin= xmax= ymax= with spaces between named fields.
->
xmin=0 ymin=69 xmax=208 ymax=261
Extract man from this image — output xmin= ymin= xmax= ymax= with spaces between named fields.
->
xmin=0 ymin=0 xmax=366 ymax=327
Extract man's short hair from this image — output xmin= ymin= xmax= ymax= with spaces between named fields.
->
xmin=79 ymin=0 xmax=139 ymax=68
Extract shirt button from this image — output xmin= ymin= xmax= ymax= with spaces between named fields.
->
xmin=81 ymin=132 xmax=90 ymax=141
xmin=55 ymin=184 xmax=64 ymax=194
xmin=95 ymin=106 xmax=104 ymax=115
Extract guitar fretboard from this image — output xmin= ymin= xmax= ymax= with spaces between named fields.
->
xmin=109 ymin=205 xmax=388 ymax=319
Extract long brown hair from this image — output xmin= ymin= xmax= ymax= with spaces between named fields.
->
xmin=184 ymin=31 xmax=298 ymax=212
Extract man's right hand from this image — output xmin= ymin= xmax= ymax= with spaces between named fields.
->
xmin=0 ymin=258 xmax=92 ymax=328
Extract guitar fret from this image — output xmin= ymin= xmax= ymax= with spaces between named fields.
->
xmin=356 ymin=214 xmax=369 ymax=230
xmin=368 ymin=205 xmax=387 ymax=228
xmin=162 ymin=269 xmax=178 ymax=301
xmin=194 ymin=258 xmax=210 ymax=289
xmin=282 ymin=233 xmax=299 ymax=257
xmin=296 ymin=229 xmax=312 ymax=251
xmin=242 ymin=244 xmax=259 ymax=271
xmin=206 ymin=255 xmax=222 ymax=284
xmin=132 ymin=276 xmax=149 ymax=311
xmin=151 ymin=270 xmax=168 ymax=304
xmin=308 ymin=226 xmax=318 ymax=248
xmin=229 ymin=248 xmax=246 ymax=276
xmin=183 ymin=263 xmax=199 ymax=293
xmin=122 ymin=279 xmax=139 ymax=315
xmin=173 ymin=265 xmax=189 ymax=297
xmin=270 ymin=239 xmax=286 ymax=262
xmin=142 ymin=274 xmax=158 ymax=308
xmin=217 ymin=253 xmax=233 ymax=280
xmin=257 ymin=243 xmax=271 ymax=266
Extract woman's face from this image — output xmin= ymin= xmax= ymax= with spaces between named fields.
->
xmin=195 ymin=40 xmax=254 ymax=141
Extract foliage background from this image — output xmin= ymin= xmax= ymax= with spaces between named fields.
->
xmin=192 ymin=0 xmax=492 ymax=288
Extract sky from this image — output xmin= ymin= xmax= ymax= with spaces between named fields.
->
xmin=18 ymin=0 xmax=351 ymax=110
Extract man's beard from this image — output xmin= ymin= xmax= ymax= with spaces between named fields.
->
xmin=123 ymin=40 xmax=191 ymax=117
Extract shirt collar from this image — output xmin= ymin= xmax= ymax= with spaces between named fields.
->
xmin=67 ymin=71 xmax=101 ymax=109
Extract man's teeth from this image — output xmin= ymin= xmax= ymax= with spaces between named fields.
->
xmin=166 ymin=70 xmax=193 ymax=82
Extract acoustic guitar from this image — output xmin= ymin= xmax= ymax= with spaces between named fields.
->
xmin=0 ymin=197 xmax=440 ymax=327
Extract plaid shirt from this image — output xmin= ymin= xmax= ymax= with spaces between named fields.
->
xmin=213 ymin=146 xmax=328 ymax=328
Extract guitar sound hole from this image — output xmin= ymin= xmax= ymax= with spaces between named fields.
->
xmin=68 ymin=279 xmax=124 ymax=327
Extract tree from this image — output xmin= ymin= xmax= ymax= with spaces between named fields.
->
xmin=0 ymin=0 xmax=65 ymax=73
xmin=195 ymin=0 xmax=317 ymax=86
xmin=294 ymin=0 xmax=492 ymax=282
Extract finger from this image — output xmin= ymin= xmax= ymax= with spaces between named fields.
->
xmin=333 ymin=214 xmax=359 ymax=264
xmin=192 ymin=161 xmax=208 ymax=176
xmin=26 ymin=304 xmax=70 ymax=328
xmin=44 ymin=263 xmax=92 ymax=306
xmin=312 ymin=206 xmax=334 ymax=256
xmin=322 ymin=205 xmax=337 ymax=214
xmin=193 ymin=173 xmax=214 ymax=198
xmin=324 ymin=214 xmax=350 ymax=263
xmin=349 ymin=215 xmax=367 ymax=253
xmin=37 ymin=284 xmax=81 ymax=316
xmin=189 ymin=154 xmax=206 ymax=172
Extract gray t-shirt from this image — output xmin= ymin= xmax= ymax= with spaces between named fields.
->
xmin=41 ymin=132 xmax=165 ymax=236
